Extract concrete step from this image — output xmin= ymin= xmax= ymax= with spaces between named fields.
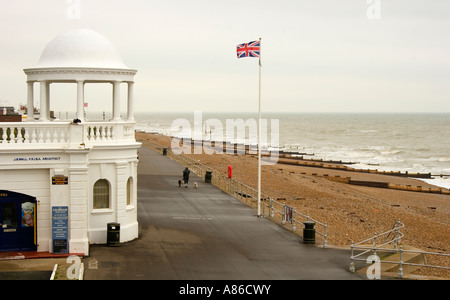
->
xmin=356 ymin=244 xmax=427 ymax=278
xmin=380 ymin=245 xmax=426 ymax=274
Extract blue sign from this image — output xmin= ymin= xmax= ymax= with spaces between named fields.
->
xmin=52 ymin=206 xmax=69 ymax=254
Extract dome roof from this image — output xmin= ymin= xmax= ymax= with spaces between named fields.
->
xmin=34 ymin=29 xmax=130 ymax=69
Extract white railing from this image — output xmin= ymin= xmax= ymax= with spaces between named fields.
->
xmin=0 ymin=122 xmax=71 ymax=146
xmin=266 ymin=199 xmax=328 ymax=248
xmin=0 ymin=121 xmax=136 ymax=148
xmin=84 ymin=123 xmax=136 ymax=143
xmin=349 ymin=220 xmax=450 ymax=278
xmin=350 ymin=220 xmax=405 ymax=273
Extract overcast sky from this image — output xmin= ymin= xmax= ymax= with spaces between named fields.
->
xmin=0 ymin=0 xmax=449 ymax=114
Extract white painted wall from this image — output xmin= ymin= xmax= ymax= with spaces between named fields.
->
xmin=0 ymin=169 xmax=51 ymax=252
xmin=0 ymin=140 xmax=140 ymax=255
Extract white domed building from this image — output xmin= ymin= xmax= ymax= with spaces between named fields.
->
xmin=0 ymin=29 xmax=141 ymax=255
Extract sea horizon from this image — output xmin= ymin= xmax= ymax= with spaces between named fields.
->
xmin=52 ymin=110 xmax=449 ymax=189
xmin=130 ymin=111 xmax=450 ymax=190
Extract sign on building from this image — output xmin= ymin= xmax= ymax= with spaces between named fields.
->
xmin=52 ymin=206 xmax=69 ymax=254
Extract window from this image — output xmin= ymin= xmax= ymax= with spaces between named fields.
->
xmin=93 ymin=179 xmax=110 ymax=209
xmin=127 ymin=177 xmax=133 ymax=206
xmin=2 ymin=203 xmax=17 ymax=228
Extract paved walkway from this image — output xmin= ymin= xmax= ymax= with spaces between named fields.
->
xmin=84 ymin=146 xmax=364 ymax=280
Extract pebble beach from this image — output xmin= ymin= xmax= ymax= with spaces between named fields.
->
xmin=136 ymin=132 xmax=449 ymax=278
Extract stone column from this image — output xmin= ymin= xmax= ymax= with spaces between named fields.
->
xmin=27 ymin=81 xmax=35 ymax=122
xmin=115 ymin=161 xmax=128 ymax=228
xmin=68 ymin=164 xmax=90 ymax=256
xmin=46 ymin=82 xmax=51 ymax=120
xmin=39 ymin=81 xmax=49 ymax=121
xmin=113 ymin=81 xmax=121 ymax=121
xmin=127 ymin=82 xmax=135 ymax=121
xmin=76 ymin=80 xmax=85 ymax=121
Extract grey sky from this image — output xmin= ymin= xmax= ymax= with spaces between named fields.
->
xmin=0 ymin=0 xmax=449 ymax=113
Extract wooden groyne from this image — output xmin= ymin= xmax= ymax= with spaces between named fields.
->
xmin=276 ymin=157 xmax=433 ymax=179
xmin=172 ymin=138 xmax=435 ymax=180
xmin=145 ymin=134 xmax=448 ymax=196
xmin=320 ymin=174 xmax=450 ymax=195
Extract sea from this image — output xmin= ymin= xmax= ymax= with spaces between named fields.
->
xmin=133 ymin=112 xmax=450 ymax=189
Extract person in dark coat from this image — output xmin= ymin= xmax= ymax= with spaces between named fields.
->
xmin=183 ymin=167 xmax=190 ymax=188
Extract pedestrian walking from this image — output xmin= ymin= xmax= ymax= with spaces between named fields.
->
xmin=183 ymin=167 xmax=190 ymax=188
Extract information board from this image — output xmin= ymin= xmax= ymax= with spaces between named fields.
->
xmin=52 ymin=206 xmax=69 ymax=254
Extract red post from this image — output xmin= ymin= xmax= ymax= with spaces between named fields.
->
xmin=228 ymin=165 xmax=233 ymax=179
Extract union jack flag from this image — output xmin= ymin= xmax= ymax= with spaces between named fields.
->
xmin=236 ymin=40 xmax=261 ymax=59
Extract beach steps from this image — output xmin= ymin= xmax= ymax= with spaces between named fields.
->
xmin=357 ymin=244 xmax=427 ymax=278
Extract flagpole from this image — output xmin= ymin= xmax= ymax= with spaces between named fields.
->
xmin=257 ymin=37 xmax=262 ymax=218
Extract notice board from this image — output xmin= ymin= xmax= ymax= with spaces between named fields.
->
xmin=52 ymin=206 xmax=69 ymax=254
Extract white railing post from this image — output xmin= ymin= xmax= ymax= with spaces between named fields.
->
xmin=24 ymin=127 xmax=30 ymax=144
xmin=373 ymin=233 xmax=378 ymax=258
xmin=398 ymin=246 xmax=404 ymax=279
xmin=31 ymin=127 xmax=37 ymax=143
xmin=396 ymin=219 xmax=402 ymax=245
xmin=1 ymin=126 xmax=7 ymax=142
xmin=270 ymin=198 xmax=274 ymax=218
xmin=349 ymin=241 xmax=355 ymax=273
xmin=292 ymin=210 xmax=297 ymax=231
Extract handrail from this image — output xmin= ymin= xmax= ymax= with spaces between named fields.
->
xmin=349 ymin=220 xmax=450 ymax=278
xmin=350 ymin=220 xmax=404 ymax=266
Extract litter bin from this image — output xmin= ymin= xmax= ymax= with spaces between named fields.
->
xmin=205 ymin=171 xmax=213 ymax=183
xmin=107 ymin=223 xmax=120 ymax=247
xmin=163 ymin=148 xmax=168 ymax=156
xmin=303 ymin=221 xmax=316 ymax=244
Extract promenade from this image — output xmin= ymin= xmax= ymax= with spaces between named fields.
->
xmin=83 ymin=146 xmax=364 ymax=280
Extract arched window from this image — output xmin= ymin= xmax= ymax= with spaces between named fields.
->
xmin=127 ymin=177 xmax=133 ymax=206
xmin=93 ymin=179 xmax=110 ymax=209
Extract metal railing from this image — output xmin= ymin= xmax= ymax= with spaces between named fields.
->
xmin=266 ymin=199 xmax=328 ymax=248
xmin=162 ymin=145 xmax=328 ymax=248
xmin=349 ymin=220 xmax=450 ymax=278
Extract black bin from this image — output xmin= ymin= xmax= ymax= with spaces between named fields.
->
xmin=107 ymin=223 xmax=120 ymax=247
xmin=163 ymin=148 xmax=168 ymax=156
xmin=205 ymin=171 xmax=213 ymax=183
xmin=303 ymin=221 xmax=316 ymax=244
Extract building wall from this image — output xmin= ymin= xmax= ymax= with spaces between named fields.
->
xmin=0 ymin=169 xmax=51 ymax=252
xmin=87 ymin=147 xmax=139 ymax=244
xmin=0 ymin=143 xmax=140 ymax=255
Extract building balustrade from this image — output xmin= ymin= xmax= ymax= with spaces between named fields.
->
xmin=0 ymin=121 xmax=136 ymax=148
